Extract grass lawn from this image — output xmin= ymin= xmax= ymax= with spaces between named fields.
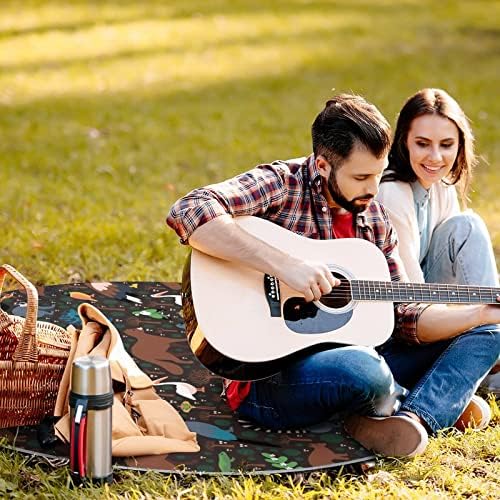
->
xmin=0 ymin=0 xmax=499 ymax=497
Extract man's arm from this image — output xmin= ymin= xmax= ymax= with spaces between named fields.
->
xmin=189 ymin=215 xmax=338 ymax=302
xmin=167 ymin=164 xmax=288 ymax=244
xmin=416 ymin=302 xmax=500 ymax=342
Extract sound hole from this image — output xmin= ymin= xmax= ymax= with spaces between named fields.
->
xmin=283 ymin=269 xmax=354 ymax=334
xmin=319 ymin=272 xmax=352 ymax=309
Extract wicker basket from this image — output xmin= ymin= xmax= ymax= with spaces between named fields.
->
xmin=0 ymin=264 xmax=73 ymax=428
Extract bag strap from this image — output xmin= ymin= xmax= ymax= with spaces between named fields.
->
xmin=0 ymin=264 xmax=39 ymax=363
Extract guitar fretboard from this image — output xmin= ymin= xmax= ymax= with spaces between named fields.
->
xmin=350 ymin=281 xmax=500 ymax=304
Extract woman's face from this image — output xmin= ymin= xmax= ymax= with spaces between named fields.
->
xmin=406 ymin=113 xmax=460 ymax=189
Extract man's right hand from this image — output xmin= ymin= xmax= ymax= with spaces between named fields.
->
xmin=189 ymin=216 xmax=340 ymax=302
xmin=277 ymin=258 xmax=340 ymax=302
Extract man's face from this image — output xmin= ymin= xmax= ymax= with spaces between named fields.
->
xmin=317 ymin=143 xmax=388 ymax=214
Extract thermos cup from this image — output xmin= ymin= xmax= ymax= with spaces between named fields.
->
xmin=69 ymin=355 xmax=113 ymax=484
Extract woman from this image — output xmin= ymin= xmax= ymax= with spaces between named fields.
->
xmin=376 ymin=88 xmax=499 ymax=422
xmin=378 ymin=88 xmax=498 ymax=287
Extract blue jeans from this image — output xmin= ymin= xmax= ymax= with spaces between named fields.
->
xmin=422 ymin=212 xmax=499 ymax=287
xmin=379 ymin=325 xmax=500 ymax=432
xmin=237 ymin=346 xmax=407 ymax=430
xmin=422 ymin=211 xmax=500 ymax=369
xmin=237 ymin=326 xmax=500 ymax=434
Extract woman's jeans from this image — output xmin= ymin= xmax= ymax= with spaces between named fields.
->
xmin=237 ymin=325 xmax=500 ymax=434
xmin=422 ymin=212 xmax=499 ymax=287
xmin=422 ymin=211 xmax=500 ymax=371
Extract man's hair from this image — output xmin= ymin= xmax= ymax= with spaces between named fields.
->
xmin=382 ymin=88 xmax=476 ymax=204
xmin=311 ymin=94 xmax=391 ymax=169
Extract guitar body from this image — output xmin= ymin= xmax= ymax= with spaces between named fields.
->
xmin=182 ymin=216 xmax=394 ymax=381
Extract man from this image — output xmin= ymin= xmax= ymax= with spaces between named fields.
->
xmin=167 ymin=94 xmax=500 ymax=457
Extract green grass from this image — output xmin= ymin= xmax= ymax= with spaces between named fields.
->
xmin=0 ymin=0 xmax=499 ymax=497
xmin=0 ymin=405 xmax=499 ymax=499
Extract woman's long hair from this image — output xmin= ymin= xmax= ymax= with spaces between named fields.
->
xmin=382 ymin=88 xmax=477 ymax=204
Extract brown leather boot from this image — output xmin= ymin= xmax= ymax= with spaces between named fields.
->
xmin=454 ymin=395 xmax=491 ymax=431
xmin=344 ymin=414 xmax=428 ymax=457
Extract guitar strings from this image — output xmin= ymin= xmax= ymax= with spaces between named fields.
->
xmin=317 ymin=282 xmax=500 ymax=300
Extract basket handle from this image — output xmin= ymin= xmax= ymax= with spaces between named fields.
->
xmin=0 ymin=264 xmax=39 ymax=363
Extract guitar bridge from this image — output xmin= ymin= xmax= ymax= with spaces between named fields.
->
xmin=264 ymin=275 xmax=281 ymax=317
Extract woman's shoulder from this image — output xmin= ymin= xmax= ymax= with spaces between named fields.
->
xmin=430 ymin=182 xmax=459 ymax=207
xmin=430 ymin=181 xmax=460 ymax=216
xmin=377 ymin=179 xmax=414 ymax=205
xmin=431 ymin=181 xmax=458 ymax=197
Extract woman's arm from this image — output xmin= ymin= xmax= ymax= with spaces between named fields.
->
xmin=376 ymin=182 xmax=425 ymax=282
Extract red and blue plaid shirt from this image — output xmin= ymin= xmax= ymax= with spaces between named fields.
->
xmin=167 ymin=155 xmax=427 ymax=407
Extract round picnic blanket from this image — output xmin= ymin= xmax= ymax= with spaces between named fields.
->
xmin=0 ymin=282 xmax=374 ymax=475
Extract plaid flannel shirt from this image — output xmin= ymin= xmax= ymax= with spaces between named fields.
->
xmin=167 ymin=154 xmax=428 ymax=344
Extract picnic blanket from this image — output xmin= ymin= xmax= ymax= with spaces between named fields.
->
xmin=0 ymin=281 xmax=374 ymax=475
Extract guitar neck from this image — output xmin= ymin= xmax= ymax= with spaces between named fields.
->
xmin=351 ymin=281 xmax=500 ymax=304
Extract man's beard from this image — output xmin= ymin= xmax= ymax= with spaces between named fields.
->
xmin=327 ymin=171 xmax=374 ymax=214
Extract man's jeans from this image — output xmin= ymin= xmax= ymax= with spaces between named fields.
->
xmin=237 ymin=325 xmax=500 ymax=433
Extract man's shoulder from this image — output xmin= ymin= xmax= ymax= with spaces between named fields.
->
xmin=282 ymin=156 xmax=308 ymax=166
xmin=252 ymin=156 xmax=312 ymax=185
xmin=365 ymin=199 xmax=390 ymax=219
xmin=265 ymin=156 xmax=309 ymax=174
xmin=362 ymin=200 xmax=394 ymax=236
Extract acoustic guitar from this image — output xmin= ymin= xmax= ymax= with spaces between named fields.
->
xmin=181 ymin=216 xmax=500 ymax=381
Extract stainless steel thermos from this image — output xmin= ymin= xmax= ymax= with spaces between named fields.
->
xmin=69 ymin=355 xmax=113 ymax=484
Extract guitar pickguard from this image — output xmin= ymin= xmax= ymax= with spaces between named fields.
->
xmin=283 ymin=297 xmax=353 ymax=334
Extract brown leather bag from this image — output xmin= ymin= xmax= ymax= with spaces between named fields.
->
xmin=54 ymin=303 xmax=199 ymax=457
